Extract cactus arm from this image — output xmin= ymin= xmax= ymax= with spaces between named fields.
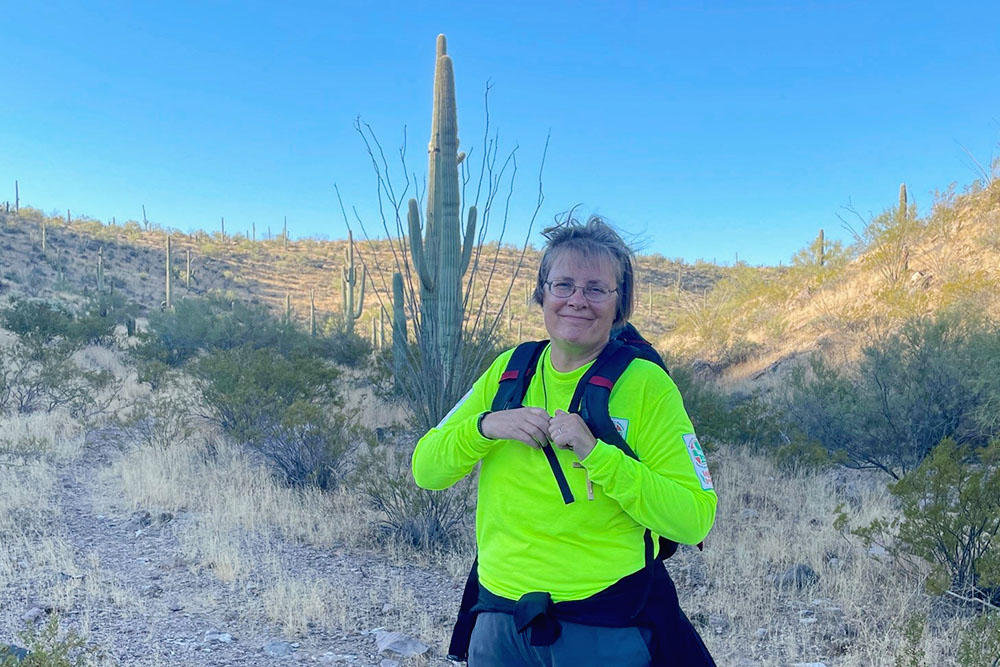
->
xmin=352 ymin=267 xmax=366 ymax=319
xmin=460 ymin=205 xmax=477 ymax=275
xmin=408 ymin=198 xmax=434 ymax=291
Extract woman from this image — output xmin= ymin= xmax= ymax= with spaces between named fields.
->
xmin=412 ymin=216 xmax=717 ymax=666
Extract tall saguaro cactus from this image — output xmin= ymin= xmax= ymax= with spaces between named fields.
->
xmin=341 ymin=230 xmax=365 ymax=332
xmin=898 ymin=183 xmax=908 ymax=223
xmin=407 ymin=34 xmax=477 ymax=380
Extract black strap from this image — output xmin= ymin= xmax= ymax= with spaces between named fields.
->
xmin=493 ymin=341 xmax=575 ymax=504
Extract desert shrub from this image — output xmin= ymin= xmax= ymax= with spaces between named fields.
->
xmin=0 ymin=614 xmax=105 ymax=666
xmin=192 ymin=346 xmax=353 ymax=488
xmin=353 ymin=443 xmax=474 ymax=549
xmin=785 ymin=312 xmax=999 ymax=478
xmin=0 ymin=343 xmax=118 ymax=419
xmin=0 ymin=298 xmax=75 ymax=349
xmin=134 ymin=296 xmax=317 ymax=368
xmin=318 ymin=317 xmax=372 ymax=367
xmin=957 ymin=612 xmax=1000 ymax=667
xmin=0 ymin=294 xmax=130 ymax=351
xmin=855 ymin=438 xmax=1000 ymax=604
xmin=668 ymin=361 xmax=785 ymax=449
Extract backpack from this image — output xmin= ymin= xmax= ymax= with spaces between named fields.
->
xmin=447 ymin=323 xmax=708 ymax=662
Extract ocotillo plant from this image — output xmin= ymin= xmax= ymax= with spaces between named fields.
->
xmin=341 ymin=230 xmax=365 ymax=333
xmin=407 ymin=34 xmax=477 ymax=383
xmin=165 ymin=237 xmax=173 ymax=309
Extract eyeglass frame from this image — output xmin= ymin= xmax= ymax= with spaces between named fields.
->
xmin=543 ymin=280 xmax=619 ymax=303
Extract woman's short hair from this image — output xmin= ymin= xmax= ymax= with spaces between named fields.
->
xmin=533 ymin=214 xmax=635 ymax=328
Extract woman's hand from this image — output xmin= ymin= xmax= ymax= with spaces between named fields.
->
xmin=548 ymin=409 xmax=597 ymax=459
xmin=480 ymin=408 xmax=552 ymax=449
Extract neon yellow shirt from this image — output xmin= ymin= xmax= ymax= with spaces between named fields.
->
xmin=412 ymin=345 xmax=717 ymax=602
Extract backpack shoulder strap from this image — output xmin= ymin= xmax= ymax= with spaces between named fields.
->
xmin=569 ymin=340 xmax=640 ymax=459
xmin=492 ymin=341 xmax=548 ymax=412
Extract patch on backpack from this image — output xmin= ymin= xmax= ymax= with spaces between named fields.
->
xmin=683 ymin=433 xmax=714 ymax=490
xmin=436 ymin=388 xmax=472 ymax=428
xmin=611 ymin=417 xmax=629 ymax=441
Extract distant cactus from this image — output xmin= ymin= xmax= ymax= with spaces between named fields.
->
xmin=392 ymin=272 xmax=407 ymax=385
xmin=185 ymin=249 xmax=192 ymax=289
xmin=41 ymin=220 xmax=46 ymax=252
xmin=309 ymin=290 xmax=317 ymax=337
xmin=898 ymin=183 xmax=908 ymax=223
xmin=341 ymin=230 xmax=365 ymax=333
xmin=818 ymin=229 xmax=825 ymax=266
xmin=285 ymin=293 xmax=292 ymax=323
xmin=97 ymin=247 xmax=105 ymax=292
xmin=125 ymin=315 xmax=136 ymax=337
xmin=283 ymin=217 xmax=288 ymax=249
xmin=165 ymin=236 xmax=173 ymax=309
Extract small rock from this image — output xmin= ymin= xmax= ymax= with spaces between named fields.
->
xmin=373 ymin=630 xmax=429 ymax=657
xmin=738 ymin=508 xmax=760 ymax=521
xmin=141 ymin=584 xmax=163 ymax=598
xmin=774 ymin=564 xmax=819 ymax=591
xmin=867 ymin=545 xmax=887 ymax=560
xmin=159 ymin=512 xmax=174 ymax=523
xmin=204 ymin=630 xmax=234 ymax=644
xmin=708 ymin=614 xmax=730 ymax=634
xmin=755 ymin=627 xmax=769 ymax=640
xmin=21 ymin=607 xmax=45 ymax=624
xmin=168 ymin=600 xmax=184 ymax=612
xmin=263 ymin=640 xmax=295 ymax=657
xmin=380 ymin=660 xmax=400 ymax=667
xmin=827 ymin=557 xmax=841 ymax=569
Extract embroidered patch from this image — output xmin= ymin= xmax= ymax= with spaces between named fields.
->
xmin=611 ymin=417 xmax=629 ymax=441
xmin=683 ymin=433 xmax=714 ymax=490
xmin=436 ymin=388 xmax=472 ymax=428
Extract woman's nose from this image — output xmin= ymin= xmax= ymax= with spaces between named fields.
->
xmin=565 ymin=286 xmax=588 ymax=307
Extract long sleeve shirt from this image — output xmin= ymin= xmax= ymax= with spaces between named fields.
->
xmin=412 ymin=344 xmax=717 ymax=602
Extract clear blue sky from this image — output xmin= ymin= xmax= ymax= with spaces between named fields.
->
xmin=2 ymin=1 xmax=998 ymax=266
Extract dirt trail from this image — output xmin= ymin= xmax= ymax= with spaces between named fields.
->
xmin=39 ymin=431 xmax=461 ymax=666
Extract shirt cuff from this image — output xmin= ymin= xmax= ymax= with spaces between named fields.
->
xmin=463 ymin=412 xmax=498 ymax=456
xmin=580 ymin=439 xmax=621 ymax=482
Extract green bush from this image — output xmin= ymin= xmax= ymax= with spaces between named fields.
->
xmin=855 ymin=438 xmax=1000 ymax=605
xmin=134 ymin=296 xmax=316 ymax=368
xmin=785 ymin=312 xmax=999 ymax=478
xmin=193 ymin=346 xmax=353 ymax=488
xmin=353 ymin=443 xmax=475 ymax=549
xmin=0 ymin=614 xmax=104 ymax=666
xmin=0 ymin=342 xmax=117 ymax=419
xmin=0 ymin=298 xmax=75 ymax=349
xmin=957 ymin=611 xmax=1000 ymax=667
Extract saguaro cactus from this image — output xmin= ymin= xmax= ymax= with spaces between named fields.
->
xmin=185 ymin=249 xmax=192 ymax=289
xmin=341 ymin=230 xmax=365 ymax=332
xmin=898 ymin=183 xmax=908 ymax=223
xmin=97 ymin=247 xmax=105 ymax=292
xmin=407 ymin=34 xmax=476 ymax=379
xmin=309 ymin=290 xmax=317 ymax=337
xmin=392 ymin=272 xmax=407 ymax=388
xmin=41 ymin=221 xmax=46 ymax=252
xmin=165 ymin=236 xmax=173 ymax=308
xmin=817 ymin=229 xmax=825 ymax=266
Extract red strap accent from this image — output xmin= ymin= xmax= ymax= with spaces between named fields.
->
xmin=589 ymin=376 xmax=614 ymax=389
xmin=500 ymin=370 xmax=519 ymax=381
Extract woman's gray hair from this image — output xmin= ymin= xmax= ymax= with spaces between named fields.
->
xmin=533 ymin=214 xmax=635 ymax=328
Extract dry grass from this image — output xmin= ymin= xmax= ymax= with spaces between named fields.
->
xmin=686 ymin=446 xmax=977 ymax=666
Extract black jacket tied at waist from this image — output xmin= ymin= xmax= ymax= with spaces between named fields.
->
xmin=449 ymin=560 xmax=716 ymax=666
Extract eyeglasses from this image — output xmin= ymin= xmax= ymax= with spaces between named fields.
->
xmin=545 ymin=280 xmax=618 ymax=303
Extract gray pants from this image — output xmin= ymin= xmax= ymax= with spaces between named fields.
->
xmin=468 ymin=611 xmax=653 ymax=667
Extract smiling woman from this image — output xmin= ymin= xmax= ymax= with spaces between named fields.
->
xmin=412 ymin=215 xmax=718 ymax=667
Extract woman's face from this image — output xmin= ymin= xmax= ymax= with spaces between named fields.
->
xmin=542 ymin=250 xmax=619 ymax=359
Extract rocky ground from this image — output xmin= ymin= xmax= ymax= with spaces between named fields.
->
xmin=2 ymin=427 xmax=464 ymax=666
